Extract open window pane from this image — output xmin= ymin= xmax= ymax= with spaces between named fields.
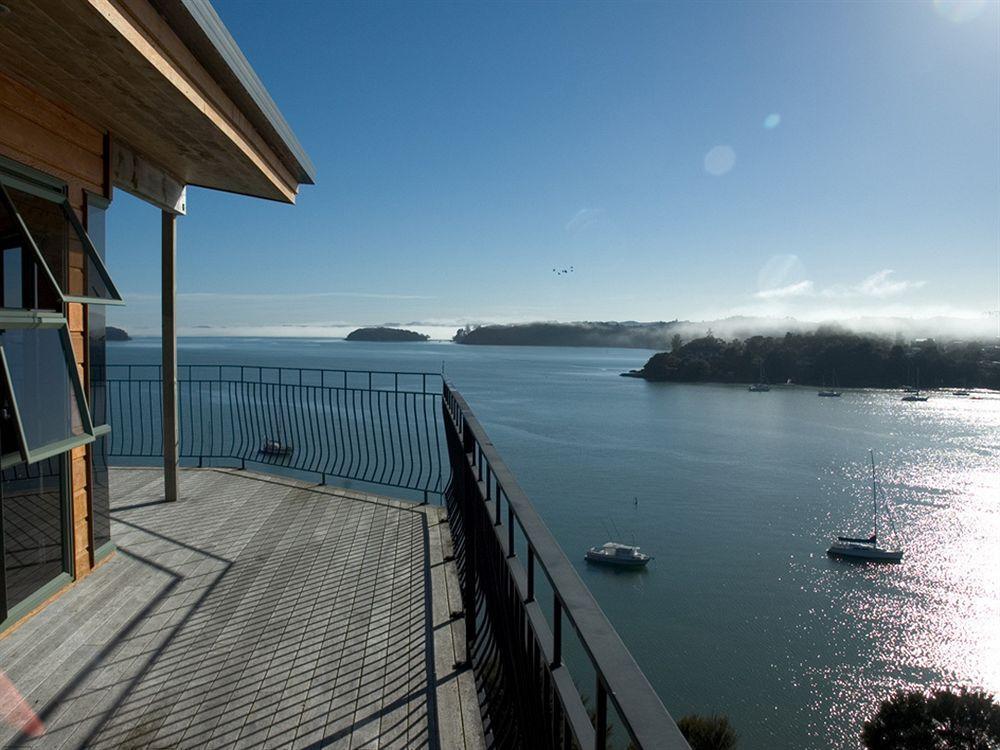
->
xmin=0 ymin=325 xmax=93 ymax=463
xmin=0 ymin=187 xmax=62 ymax=311
xmin=1 ymin=184 xmax=122 ymax=306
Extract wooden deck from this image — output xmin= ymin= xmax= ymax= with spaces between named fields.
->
xmin=0 ymin=468 xmax=484 ymax=749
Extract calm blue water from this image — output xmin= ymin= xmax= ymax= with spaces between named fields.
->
xmin=110 ymin=337 xmax=1000 ymax=749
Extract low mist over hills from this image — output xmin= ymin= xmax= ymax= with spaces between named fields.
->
xmin=453 ymin=316 xmax=998 ymax=349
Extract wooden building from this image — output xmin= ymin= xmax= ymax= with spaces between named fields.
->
xmin=0 ymin=0 xmax=314 ymax=631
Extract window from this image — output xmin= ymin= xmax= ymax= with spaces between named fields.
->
xmin=0 ymin=318 xmax=95 ymax=467
xmin=0 ymin=180 xmax=122 ymax=307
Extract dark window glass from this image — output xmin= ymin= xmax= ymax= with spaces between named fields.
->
xmin=1 ymin=327 xmax=86 ymax=456
xmin=0 ymin=187 xmax=60 ymax=311
xmin=91 ymin=433 xmax=110 ymax=551
xmin=1 ymin=457 xmax=65 ymax=611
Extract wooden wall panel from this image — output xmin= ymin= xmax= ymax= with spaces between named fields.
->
xmin=0 ymin=71 xmax=106 ymax=579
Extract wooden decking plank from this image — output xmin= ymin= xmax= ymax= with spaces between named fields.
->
xmin=0 ymin=468 xmax=483 ymax=749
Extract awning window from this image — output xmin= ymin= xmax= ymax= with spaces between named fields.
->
xmin=0 ymin=315 xmax=95 ymax=467
xmin=0 ymin=181 xmax=122 ymax=307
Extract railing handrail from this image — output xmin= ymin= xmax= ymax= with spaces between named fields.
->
xmin=103 ymin=364 xmax=445 ymax=394
xmin=443 ymin=381 xmax=689 ymax=749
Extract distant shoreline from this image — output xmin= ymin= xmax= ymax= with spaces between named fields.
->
xmin=623 ymin=333 xmax=1000 ymax=391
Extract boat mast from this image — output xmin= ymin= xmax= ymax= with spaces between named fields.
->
xmin=870 ymin=450 xmax=877 ymax=541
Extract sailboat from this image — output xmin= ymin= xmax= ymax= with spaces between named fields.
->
xmin=827 ymin=451 xmax=903 ymax=562
xmin=901 ymin=367 xmax=929 ymax=401
xmin=818 ymin=370 xmax=842 ymax=398
xmin=748 ymin=361 xmax=770 ymax=392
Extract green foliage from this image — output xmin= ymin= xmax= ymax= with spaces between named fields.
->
xmin=676 ymin=713 xmax=737 ymax=750
xmin=862 ymin=688 xmax=1000 ymax=750
xmin=636 ymin=333 xmax=999 ymax=390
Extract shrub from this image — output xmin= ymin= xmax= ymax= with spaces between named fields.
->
xmin=862 ymin=688 xmax=1000 ymax=750
xmin=676 ymin=713 xmax=737 ymax=750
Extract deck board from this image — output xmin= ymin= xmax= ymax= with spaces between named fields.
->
xmin=0 ymin=468 xmax=484 ymax=750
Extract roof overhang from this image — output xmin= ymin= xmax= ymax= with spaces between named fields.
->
xmin=0 ymin=0 xmax=314 ymax=203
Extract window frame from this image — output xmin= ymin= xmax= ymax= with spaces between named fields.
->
xmin=0 ymin=173 xmax=123 ymax=307
xmin=0 ymin=312 xmax=96 ymax=468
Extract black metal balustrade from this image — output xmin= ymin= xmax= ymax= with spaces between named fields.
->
xmin=443 ymin=382 xmax=689 ymax=750
xmin=104 ymin=364 xmax=445 ymax=501
xmin=102 ymin=363 xmax=687 ymax=748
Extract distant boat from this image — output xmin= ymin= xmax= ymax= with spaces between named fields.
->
xmin=260 ymin=439 xmax=294 ymax=456
xmin=818 ymin=370 xmax=842 ymax=397
xmin=749 ymin=361 xmax=770 ymax=392
xmin=827 ymin=451 xmax=903 ymax=563
xmin=952 ymin=389 xmax=970 ymax=397
xmin=901 ymin=368 xmax=928 ymax=401
xmin=585 ymin=542 xmax=651 ymax=568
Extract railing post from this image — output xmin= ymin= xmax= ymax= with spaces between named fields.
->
xmin=596 ymin=677 xmax=608 ymax=750
xmin=551 ymin=597 xmax=562 ymax=669
xmin=507 ymin=504 xmax=515 ymax=557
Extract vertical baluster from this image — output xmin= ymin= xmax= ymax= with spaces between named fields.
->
xmin=526 ymin=546 xmax=535 ymax=603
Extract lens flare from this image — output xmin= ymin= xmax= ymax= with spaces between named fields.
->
xmin=764 ymin=113 xmax=781 ymax=129
xmin=933 ymin=0 xmax=987 ymax=23
xmin=704 ymin=145 xmax=736 ymax=176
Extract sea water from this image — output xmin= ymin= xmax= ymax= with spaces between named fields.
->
xmin=109 ymin=337 xmax=1000 ymax=749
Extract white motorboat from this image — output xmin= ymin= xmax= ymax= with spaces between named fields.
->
xmin=585 ymin=542 xmax=651 ymax=568
xmin=827 ymin=451 xmax=903 ymax=563
xmin=260 ymin=439 xmax=294 ymax=456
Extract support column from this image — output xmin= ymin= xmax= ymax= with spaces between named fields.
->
xmin=161 ymin=210 xmax=179 ymax=502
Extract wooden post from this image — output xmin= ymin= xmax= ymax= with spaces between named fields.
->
xmin=161 ymin=210 xmax=179 ymax=502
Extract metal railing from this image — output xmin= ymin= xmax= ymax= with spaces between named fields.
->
xmin=104 ymin=365 xmax=445 ymax=501
xmin=443 ymin=382 xmax=689 ymax=750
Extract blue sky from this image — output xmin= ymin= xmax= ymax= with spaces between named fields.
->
xmin=108 ymin=0 xmax=999 ymax=336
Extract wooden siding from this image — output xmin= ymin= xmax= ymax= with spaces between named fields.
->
xmin=0 ymin=70 xmax=106 ymax=579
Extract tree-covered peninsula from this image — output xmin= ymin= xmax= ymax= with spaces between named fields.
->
xmin=453 ymin=322 xmax=678 ymax=348
xmin=623 ymin=331 xmax=1000 ymax=390
xmin=346 ymin=327 xmax=429 ymax=342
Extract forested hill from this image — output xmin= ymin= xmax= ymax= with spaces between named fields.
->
xmin=623 ymin=332 xmax=1000 ymax=390
xmin=345 ymin=327 xmax=429 ymax=342
xmin=453 ymin=322 xmax=678 ymax=348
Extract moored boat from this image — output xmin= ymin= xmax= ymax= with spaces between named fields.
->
xmin=260 ymin=439 xmax=294 ymax=456
xmin=585 ymin=542 xmax=651 ymax=567
xmin=827 ymin=451 xmax=903 ymax=563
